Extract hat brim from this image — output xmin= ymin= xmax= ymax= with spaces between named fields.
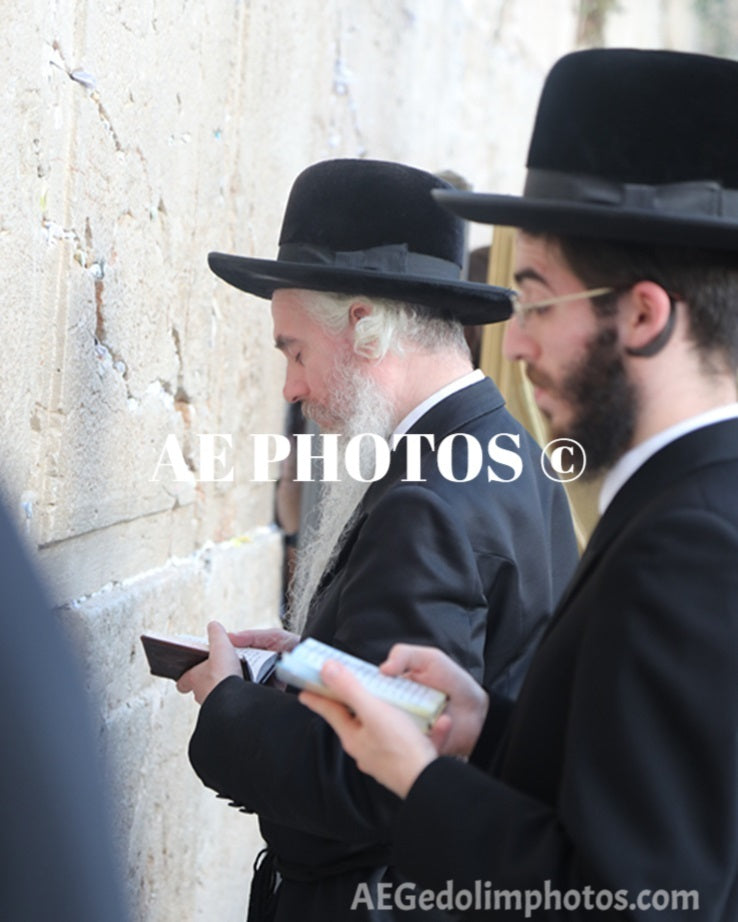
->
xmin=433 ymin=190 xmax=738 ymax=251
xmin=208 ymin=252 xmax=512 ymax=325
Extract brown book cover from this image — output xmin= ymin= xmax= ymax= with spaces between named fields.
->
xmin=140 ymin=631 xmax=278 ymax=683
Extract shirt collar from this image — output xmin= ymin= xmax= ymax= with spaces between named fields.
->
xmin=393 ymin=369 xmax=485 ymax=437
xmin=599 ymin=402 xmax=738 ymax=514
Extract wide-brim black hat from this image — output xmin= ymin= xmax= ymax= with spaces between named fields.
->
xmin=208 ymin=159 xmax=512 ymax=325
xmin=435 ymin=49 xmax=738 ymax=250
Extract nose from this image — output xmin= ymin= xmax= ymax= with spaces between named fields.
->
xmin=502 ymin=317 xmax=539 ymax=364
xmin=283 ymin=364 xmax=308 ymax=404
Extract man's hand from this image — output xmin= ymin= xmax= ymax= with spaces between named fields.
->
xmin=379 ymin=644 xmax=489 ymax=758
xmin=176 ymin=621 xmax=242 ymax=705
xmin=228 ymin=627 xmax=300 ymax=653
xmin=299 ymin=643 xmax=489 ymax=797
xmin=299 ymin=662 xmax=438 ymax=798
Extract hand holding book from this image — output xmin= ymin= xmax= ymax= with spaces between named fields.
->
xmin=298 ymin=643 xmax=490 ymax=798
xmin=141 ymin=629 xmax=279 ymax=683
xmin=142 ymin=622 xmax=279 ymax=704
xmin=297 ymin=656 xmax=442 ymax=798
xmin=276 ymin=638 xmax=448 ymax=732
xmin=142 ymin=627 xmax=455 ymax=738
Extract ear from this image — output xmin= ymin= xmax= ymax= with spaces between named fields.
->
xmin=348 ymin=300 xmax=372 ymax=328
xmin=621 ymin=281 xmax=676 ymax=358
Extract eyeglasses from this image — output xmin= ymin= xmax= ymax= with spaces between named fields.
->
xmin=509 ymin=286 xmax=614 ymax=327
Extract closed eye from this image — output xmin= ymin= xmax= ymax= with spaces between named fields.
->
xmin=274 ymin=335 xmax=304 ymax=364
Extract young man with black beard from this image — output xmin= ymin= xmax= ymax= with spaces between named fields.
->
xmin=301 ymin=51 xmax=738 ymax=921
xmin=175 ymin=159 xmax=578 ymax=921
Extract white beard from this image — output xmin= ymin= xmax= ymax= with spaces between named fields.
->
xmin=287 ymin=361 xmax=396 ymax=633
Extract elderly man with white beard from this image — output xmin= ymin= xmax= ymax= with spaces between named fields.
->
xmin=176 ymin=159 xmax=578 ymax=922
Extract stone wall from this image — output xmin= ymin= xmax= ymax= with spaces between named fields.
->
xmin=0 ymin=1 xmax=720 ymax=920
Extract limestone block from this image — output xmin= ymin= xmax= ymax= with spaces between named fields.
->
xmin=102 ymin=684 xmax=262 ymax=922
xmin=59 ymin=527 xmax=282 ymax=922
xmin=59 ymin=527 xmax=282 ymax=707
xmin=0 ymin=2 xmax=285 ymax=550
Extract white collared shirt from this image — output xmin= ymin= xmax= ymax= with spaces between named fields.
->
xmin=599 ymin=402 xmax=738 ymax=514
xmin=392 ymin=369 xmax=485 ymax=437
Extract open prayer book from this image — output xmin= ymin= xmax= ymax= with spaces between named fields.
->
xmin=277 ymin=637 xmax=448 ymax=732
xmin=140 ymin=631 xmax=279 ymax=683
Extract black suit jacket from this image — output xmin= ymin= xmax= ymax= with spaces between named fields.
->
xmin=189 ymin=378 xmax=578 ymax=921
xmin=393 ymin=419 xmax=738 ymax=920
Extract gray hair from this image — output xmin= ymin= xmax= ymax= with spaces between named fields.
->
xmin=299 ymin=290 xmax=469 ymax=362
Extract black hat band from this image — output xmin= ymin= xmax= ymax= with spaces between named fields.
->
xmin=277 ymin=242 xmax=461 ymax=279
xmin=524 ymin=169 xmax=738 ymax=219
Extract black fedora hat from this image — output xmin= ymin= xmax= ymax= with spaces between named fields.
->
xmin=208 ymin=159 xmax=512 ymax=325
xmin=435 ymin=49 xmax=738 ymax=250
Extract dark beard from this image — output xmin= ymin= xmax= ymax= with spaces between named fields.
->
xmin=556 ymin=324 xmax=638 ymax=478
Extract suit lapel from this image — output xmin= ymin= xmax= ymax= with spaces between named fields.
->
xmin=362 ymin=376 xmax=506 ymax=515
xmin=312 ymin=377 xmax=506 ymax=596
xmin=551 ymin=418 xmax=738 ymax=617
xmin=312 ymin=510 xmax=367 ymax=597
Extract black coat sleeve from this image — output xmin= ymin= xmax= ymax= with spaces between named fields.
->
xmin=392 ymin=505 xmax=738 ymax=920
xmin=189 ymin=485 xmax=498 ymax=841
